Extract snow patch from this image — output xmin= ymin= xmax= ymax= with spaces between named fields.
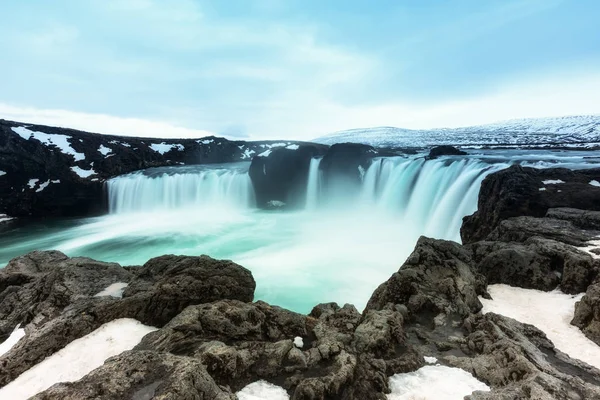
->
xmin=35 ymin=180 xmax=51 ymax=193
xmin=109 ymin=140 xmax=131 ymax=148
xmin=0 ymin=325 xmax=25 ymax=357
xmin=71 ymin=166 xmax=96 ymax=178
xmin=579 ymin=238 xmax=600 ymax=259
xmin=98 ymin=145 xmax=112 ymax=156
xmin=0 ymin=319 xmax=156 ymax=400
xmin=0 ymin=214 xmax=14 ymax=223
xmin=198 ymin=139 xmax=214 ymax=145
xmin=590 ymin=180 xmax=600 ymax=187
xmin=387 ymin=365 xmax=489 ymax=400
xmin=237 ymin=381 xmax=289 ymax=400
xmin=424 ymin=356 xmax=438 ymax=364
xmin=542 ymin=179 xmax=565 ymax=185
xmin=293 ymin=336 xmax=304 ymax=348
xmin=0 ymin=170 xmax=6 ymax=177
xmin=480 ymin=284 xmax=600 ymax=368
xmin=539 ymin=188 xmax=546 ymax=191
xmin=12 ymin=127 xmax=85 ymax=161
xmin=150 ymin=142 xmax=184 ymax=154
xmin=28 ymin=179 xmax=39 ymax=189
xmin=258 ymin=149 xmax=272 ymax=157
xmin=286 ymin=144 xmax=300 ymax=150
xmin=94 ymin=282 xmax=128 ymax=298
xmin=241 ymin=148 xmax=256 ymax=159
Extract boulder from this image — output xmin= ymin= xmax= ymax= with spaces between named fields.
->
xmin=427 ymin=145 xmax=467 ymax=159
xmin=461 ymin=166 xmax=600 ymax=244
xmin=572 ymin=278 xmax=600 ymax=346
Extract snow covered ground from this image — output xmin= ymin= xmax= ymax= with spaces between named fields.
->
xmin=0 ymin=318 xmax=156 ymax=400
xmin=12 ymin=127 xmax=86 ymax=161
xmin=0 ymin=326 xmax=26 ymax=357
xmin=237 ymin=381 xmax=289 ymax=400
xmin=315 ymin=115 xmax=600 ymax=148
xmin=480 ymin=284 xmax=600 ymax=368
xmin=387 ymin=365 xmax=490 ymax=400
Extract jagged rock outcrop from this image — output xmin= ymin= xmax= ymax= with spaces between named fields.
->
xmin=0 ymin=119 xmax=317 ymax=218
xmin=249 ymin=145 xmax=327 ymax=209
xmin=427 ymin=145 xmax=467 ymax=159
xmin=461 ymin=166 xmax=600 ymax=244
xmin=572 ymin=278 xmax=600 ymax=346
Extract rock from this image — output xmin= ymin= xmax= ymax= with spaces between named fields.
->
xmin=572 ymin=279 xmax=600 ymax=346
xmin=461 ymin=165 xmax=600 ymax=244
xmin=249 ymin=145 xmax=327 ymax=209
xmin=469 ymin=237 xmax=597 ymax=294
xmin=0 ymin=119 xmax=316 ymax=218
xmin=427 ymin=145 xmax=467 ymax=159
xmin=0 ymin=250 xmax=132 ymax=340
xmin=319 ymin=143 xmax=378 ymax=200
xmin=0 ymin=252 xmax=256 ymax=386
xmin=451 ymin=313 xmax=600 ymax=400
xmin=365 ymin=237 xmax=487 ymax=322
xmin=32 ymin=350 xmax=235 ymax=400
xmin=547 ymin=208 xmax=600 ymax=231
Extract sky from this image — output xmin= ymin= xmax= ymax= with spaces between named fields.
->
xmin=0 ymin=0 xmax=599 ymax=140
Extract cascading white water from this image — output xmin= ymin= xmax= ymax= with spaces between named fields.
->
xmin=305 ymin=158 xmax=322 ymax=209
xmin=107 ymin=165 xmax=255 ymax=213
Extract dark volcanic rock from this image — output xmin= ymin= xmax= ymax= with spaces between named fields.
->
xmin=365 ymin=236 xmax=487 ymax=321
xmin=0 ymin=252 xmax=255 ymax=386
xmin=249 ymin=145 xmax=327 ymax=209
xmin=461 ymin=165 xmax=600 ymax=244
xmin=572 ymin=278 xmax=600 ymax=346
xmin=469 ymin=237 xmax=597 ymax=294
xmin=32 ymin=351 xmax=235 ymax=400
xmin=319 ymin=143 xmax=378 ymax=199
xmin=427 ymin=145 xmax=467 ymax=159
xmin=0 ymin=119 xmax=318 ymax=218
xmin=450 ymin=313 xmax=600 ymax=400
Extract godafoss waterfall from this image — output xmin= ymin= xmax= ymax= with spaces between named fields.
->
xmin=1 ymin=151 xmax=598 ymax=313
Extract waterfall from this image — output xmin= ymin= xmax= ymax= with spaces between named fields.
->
xmin=305 ymin=158 xmax=322 ymax=209
xmin=107 ymin=165 xmax=255 ymax=213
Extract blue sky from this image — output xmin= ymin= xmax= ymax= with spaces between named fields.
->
xmin=0 ymin=0 xmax=599 ymax=139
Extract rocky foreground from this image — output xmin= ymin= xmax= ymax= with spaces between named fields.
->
xmin=0 ymin=168 xmax=599 ymax=399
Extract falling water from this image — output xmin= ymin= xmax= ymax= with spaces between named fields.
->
xmin=305 ymin=158 xmax=322 ymax=209
xmin=107 ymin=165 xmax=255 ymax=213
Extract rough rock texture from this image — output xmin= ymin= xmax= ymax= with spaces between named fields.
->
xmin=0 ymin=119 xmax=320 ymax=218
xmin=572 ymin=278 xmax=600 ymax=346
xmin=32 ymin=351 xmax=236 ymax=400
xmin=427 ymin=145 xmax=467 ymax=159
xmin=249 ymin=145 xmax=327 ymax=209
xmin=461 ymin=166 xmax=600 ymax=244
xmin=0 ymin=253 xmax=255 ymax=386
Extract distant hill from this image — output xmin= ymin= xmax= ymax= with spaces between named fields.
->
xmin=314 ymin=115 xmax=600 ymax=148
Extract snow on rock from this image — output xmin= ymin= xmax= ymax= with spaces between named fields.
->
xmin=258 ymin=149 xmax=272 ymax=157
xmin=237 ymin=381 xmax=289 ymax=400
xmin=109 ymin=140 xmax=131 ymax=148
xmin=387 ymin=365 xmax=489 ymax=400
xmin=150 ymin=142 xmax=184 ymax=154
xmin=198 ymin=139 xmax=214 ymax=145
xmin=293 ymin=337 xmax=303 ymax=348
xmin=0 ymin=214 xmax=14 ymax=223
xmin=12 ymin=127 xmax=85 ymax=161
xmin=424 ymin=356 xmax=438 ymax=364
xmin=579 ymin=238 xmax=600 ymax=259
xmin=98 ymin=145 xmax=112 ymax=156
xmin=27 ymin=179 xmax=39 ymax=189
xmin=286 ymin=144 xmax=299 ymax=150
xmin=94 ymin=282 xmax=128 ymax=298
xmin=241 ymin=148 xmax=256 ymax=159
xmin=0 ymin=325 xmax=25 ymax=357
xmin=35 ymin=180 xmax=51 ymax=193
xmin=539 ymin=188 xmax=546 ymax=191
xmin=0 ymin=170 xmax=6 ymax=177
xmin=70 ymin=166 xmax=96 ymax=178
xmin=0 ymin=319 xmax=157 ymax=400
xmin=590 ymin=180 xmax=600 ymax=187
xmin=542 ymin=179 xmax=565 ymax=185
xmin=480 ymin=284 xmax=600 ymax=369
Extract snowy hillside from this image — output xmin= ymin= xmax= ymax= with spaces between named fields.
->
xmin=315 ymin=115 xmax=600 ymax=148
